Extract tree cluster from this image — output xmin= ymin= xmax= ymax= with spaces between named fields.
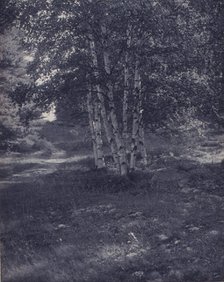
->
xmin=3 ymin=0 xmax=223 ymax=173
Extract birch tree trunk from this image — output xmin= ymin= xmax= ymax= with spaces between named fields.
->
xmin=87 ymin=85 xmax=106 ymax=168
xmin=87 ymin=85 xmax=98 ymax=168
xmin=130 ymin=59 xmax=141 ymax=170
xmin=123 ymin=24 xmax=132 ymax=149
xmin=101 ymin=24 xmax=128 ymax=175
xmin=136 ymin=80 xmax=148 ymax=166
xmin=138 ymin=112 xmax=148 ymax=166
xmin=89 ymin=34 xmax=120 ymax=172
xmin=93 ymin=95 xmax=105 ymax=168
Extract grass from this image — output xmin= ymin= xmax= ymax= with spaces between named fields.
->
xmin=1 ymin=156 xmax=224 ymax=282
xmin=1 ymin=125 xmax=224 ymax=282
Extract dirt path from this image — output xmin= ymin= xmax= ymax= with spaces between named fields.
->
xmin=183 ymin=131 xmax=224 ymax=164
xmin=0 ymin=150 xmax=91 ymax=188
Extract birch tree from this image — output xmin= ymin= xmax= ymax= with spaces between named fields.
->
xmin=87 ymin=83 xmax=105 ymax=169
xmin=89 ymin=32 xmax=120 ymax=171
xmin=130 ymin=59 xmax=142 ymax=170
xmin=101 ymin=23 xmax=128 ymax=175
xmin=123 ymin=23 xmax=132 ymax=149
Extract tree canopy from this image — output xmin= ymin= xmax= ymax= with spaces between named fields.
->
xmin=2 ymin=0 xmax=223 ymax=172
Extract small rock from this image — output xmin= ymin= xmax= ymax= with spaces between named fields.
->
xmin=186 ymin=247 xmax=193 ymax=252
xmin=126 ymin=252 xmax=138 ymax=258
xmin=158 ymin=234 xmax=169 ymax=241
xmin=132 ymin=271 xmax=144 ymax=279
xmin=181 ymin=187 xmax=192 ymax=194
xmin=189 ymin=226 xmax=200 ymax=231
xmin=57 ymin=224 xmax=67 ymax=229
xmin=174 ymin=240 xmax=180 ymax=244
xmin=128 ymin=211 xmax=143 ymax=218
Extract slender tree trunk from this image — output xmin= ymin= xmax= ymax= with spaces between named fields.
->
xmin=87 ymin=86 xmax=98 ymax=167
xmin=89 ymin=34 xmax=120 ymax=171
xmin=87 ymin=84 xmax=105 ymax=169
xmin=123 ymin=24 xmax=132 ymax=149
xmin=107 ymin=84 xmax=127 ymax=175
xmin=137 ymin=82 xmax=148 ymax=166
xmin=93 ymin=95 xmax=105 ymax=168
xmin=101 ymin=24 xmax=128 ymax=175
xmin=138 ymin=113 xmax=148 ymax=166
xmin=130 ymin=59 xmax=141 ymax=170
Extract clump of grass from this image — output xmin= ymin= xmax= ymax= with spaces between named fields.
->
xmin=76 ymin=169 xmax=152 ymax=194
xmin=81 ymin=172 xmax=133 ymax=193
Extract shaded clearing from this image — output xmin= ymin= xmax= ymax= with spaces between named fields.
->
xmin=1 ymin=150 xmax=224 ymax=281
xmin=1 ymin=125 xmax=224 ymax=281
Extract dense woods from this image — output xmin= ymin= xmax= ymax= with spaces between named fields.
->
xmin=0 ymin=0 xmax=223 ymax=172
xmin=0 ymin=0 xmax=223 ymax=173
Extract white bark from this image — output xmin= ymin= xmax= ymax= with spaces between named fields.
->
xmin=123 ymin=24 xmax=132 ymax=148
xmin=136 ymin=81 xmax=148 ymax=166
xmin=138 ymin=113 xmax=148 ymax=166
xmin=93 ymin=96 xmax=105 ymax=168
xmin=101 ymin=24 xmax=128 ymax=175
xmin=89 ymin=33 xmax=120 ymax=171
xmin=87 ymin=85 xmax=105 ymax=169
xmin=130 ymin=59 xmax=141 ymax=170
xmin=87 ymin=86 xmax=98 ymax=167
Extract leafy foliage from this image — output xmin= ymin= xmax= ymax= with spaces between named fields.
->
xmin=10 ymin=0 xmax=221 ymax=126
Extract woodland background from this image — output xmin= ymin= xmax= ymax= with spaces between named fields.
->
xmin=1 ymin=1 xmax=224 ymax=282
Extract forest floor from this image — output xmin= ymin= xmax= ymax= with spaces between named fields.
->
xmin=1 ymin=122 xmax=224 ymax=282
